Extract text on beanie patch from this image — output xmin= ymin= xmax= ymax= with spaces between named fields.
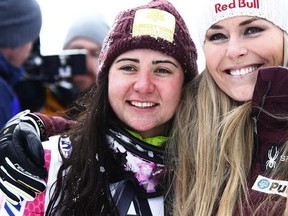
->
xmin=132 ymin=9 xmax=176 ymax=43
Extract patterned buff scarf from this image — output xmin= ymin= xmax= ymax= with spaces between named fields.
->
xmin=107 ymin=124 xmax=165 ymax=196
xmin=106 ymin=124 xmax=166 ymax=216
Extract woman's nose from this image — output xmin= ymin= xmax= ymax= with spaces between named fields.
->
xmin=133 ymin=71 xmax=155 ymax=93
xmin=225 ymin=38 xmax=248 ymax=60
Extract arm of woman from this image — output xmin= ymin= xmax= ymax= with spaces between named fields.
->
xmin=0 ymin=110 xmax=75 ymax=205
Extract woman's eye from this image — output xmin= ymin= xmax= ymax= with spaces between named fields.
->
xmin=120 ymin=65 xmax=136 ymax=72
xmin=208 ymin=33 xmax=227 ymax=41
xmin=155 ymin=68 xmax=172 ymax=76
xmin=245 ymin=27 xmax=264 ymax=35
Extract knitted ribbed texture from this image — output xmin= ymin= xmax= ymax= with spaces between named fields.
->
xmin=0 ymin=0 xmax=42 ymax=48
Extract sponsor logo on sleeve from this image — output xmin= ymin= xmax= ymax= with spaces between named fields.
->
xmin=252 ymin=175 xmax=288 ymax=197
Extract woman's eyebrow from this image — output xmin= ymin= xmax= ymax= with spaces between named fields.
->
xmin=115 ymin=58 xmax=178 ymax=68
xmin=239 ymin=18 xmax=259 ymax=26
xmin=210 ymin=17 xmax=259 ymax=29
xmin=115 ymin=58 xmax=139 ymax=63
xmin=152 ymin=60 xmax=178 ymax=68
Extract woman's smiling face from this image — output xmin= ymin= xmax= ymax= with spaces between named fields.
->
xmin=108 ymin=49 xmax=184 ymax=138
xmin=204 ymin=16 xmax=284 ymax=102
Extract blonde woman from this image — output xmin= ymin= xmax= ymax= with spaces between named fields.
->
xmin=168 ymin=0 xmax=288 ymax=215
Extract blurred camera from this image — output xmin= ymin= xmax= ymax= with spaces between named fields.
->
xmin=16 ymin=38 xmax=87 ymax=112
xmin=23 ymin=38 xmax=87 ymax=83
xmin=41 ymin=49 xmax=87 ymax=82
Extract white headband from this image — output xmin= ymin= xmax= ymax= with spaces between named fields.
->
xmin=198 ymin=0 xmax=288 ymax=46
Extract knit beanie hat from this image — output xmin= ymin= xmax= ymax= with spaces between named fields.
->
xmin=63 ymin=13 xmax=110 ymax=49
xmin=198 ymin=0 xmax=288 ymax=46
xmin=0 ymin=0 xmax=42 ymax=48
xmin=97 ymin=0 xmax=198 ymax=85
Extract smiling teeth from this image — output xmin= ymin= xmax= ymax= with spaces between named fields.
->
xmin=131 ymin=101 xmax=155 ymax=108
xmin=230 ymin=66 xmax=258 ymax=76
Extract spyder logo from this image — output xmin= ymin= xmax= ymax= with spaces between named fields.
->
xmin=265 ymin=146 xmax=279 ymax=170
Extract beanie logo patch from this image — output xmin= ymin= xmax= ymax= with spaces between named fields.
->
xmin=214 ymin=0 xmax=259 ymax=13
xmin=132 ymin=9 xmax=176 ymax=43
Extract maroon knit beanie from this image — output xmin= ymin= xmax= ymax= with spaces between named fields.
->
xmin=97 ymin=0 xmax=198 ymax=85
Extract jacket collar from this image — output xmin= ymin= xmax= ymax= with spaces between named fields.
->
xmin=0 ymin=52 xmax=24 ymax=86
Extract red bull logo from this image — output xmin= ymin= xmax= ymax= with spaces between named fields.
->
xmin=215 ymin=0 xmax=259 ymax=13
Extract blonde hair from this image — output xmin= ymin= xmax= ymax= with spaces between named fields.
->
xmin=167 ymin=32 xmax=288 ymax=216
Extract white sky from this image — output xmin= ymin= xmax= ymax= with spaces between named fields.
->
xmin=37 ymin=0 xmax=205 ymax=71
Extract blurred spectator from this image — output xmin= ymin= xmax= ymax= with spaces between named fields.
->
xmin=63 ymin=12 xmax=109 ymax=91
xmin=40 ymin=12 xmax=110 ymax=117
xmin=0 ymin=0 xmax=42 ymax=128
xmin=14 ymin=38 xmax=46 ymax=113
